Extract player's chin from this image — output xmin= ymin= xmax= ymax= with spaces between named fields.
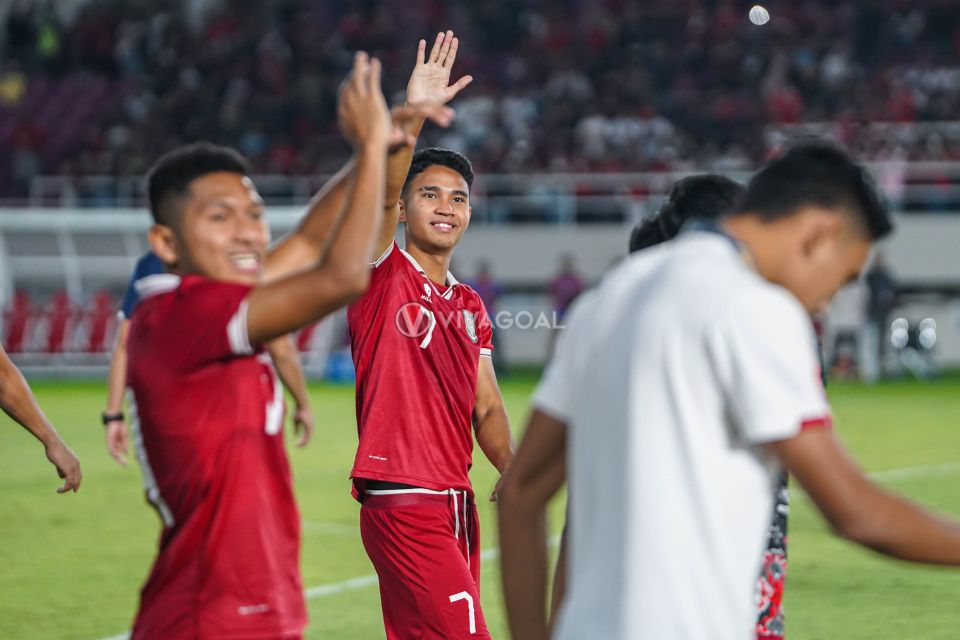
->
xmin=217 ymin=267 xmax=261 ymax=286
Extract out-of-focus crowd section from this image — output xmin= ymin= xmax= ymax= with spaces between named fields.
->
xmin=1 ymin=0 xmax=960 ymax=201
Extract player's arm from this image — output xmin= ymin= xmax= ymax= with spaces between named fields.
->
xmin=498 ymin=408 xmax=567 ymax=640
xmin=266 ymin=335 xmax=314 ymax=447
xmin=103 ymin=318 xmax=131 ymax=465
xmin=262 ymin=157 xmax=356 ymax=284
xmin=770 ymin=427 xmax=960 ymax=563
xmin=473 ymin=356 xmax=514 ymax=499
xmin=0 ymin=344 xmax=82 ymax=493
xmin=246 ymin=53 xmax=391 ymax=344
xmin=374 ymin=30 xmax=473 ymax=260
xmin=247 ymin=57 xmax=454 ymax=345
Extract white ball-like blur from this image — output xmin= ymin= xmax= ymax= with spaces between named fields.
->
xmin=749 ymin=5 xmax=770 ymax=26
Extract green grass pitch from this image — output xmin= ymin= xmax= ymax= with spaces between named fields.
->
xmin=1 ymin=374 xmax=959 ymax=639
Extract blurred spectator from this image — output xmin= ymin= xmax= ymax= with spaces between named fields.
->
xmin=0 ymin=62 xmax=27 ymax=105
xmin=2 ymin=0 xmax=960 ymax=199
xmin=549 ymin=254 xmax=584 ymax=322
xmin=862 ymin=253 xmax=899 ymax=382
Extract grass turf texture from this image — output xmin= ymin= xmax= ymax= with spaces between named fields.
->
xmin=0 ymin=374 xmax=958 ymax=639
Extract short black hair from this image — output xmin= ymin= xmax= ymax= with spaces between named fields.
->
xmin=146 ymin=142 xmax=251 ymax=226
xmin=628 ymin=174 xmax=744 ymax=253
xmin=657 ymin=175 xmax=745 ymax=239
xmin=402 ymin=147 xmax=474 ymax=196
xmin=737 ymin=141 xmax=892 ymax=239
xmin=628 ymin=217 xmax=667 ymax=253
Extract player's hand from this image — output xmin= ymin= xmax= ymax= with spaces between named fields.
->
xmin=406 ymin=30 xmax=473 ymax=106
xmin=388 ymin=103 xmax=455 ymax=151
xmin=105 ymin=419 xmax=130 ymax=466
xmin=45 ymin=438 xmax=82 ymax=494
xmin=337 ymin=52 xmax=392 ymax=149
xmin=293 ymin=405 xmax=314 ymax=448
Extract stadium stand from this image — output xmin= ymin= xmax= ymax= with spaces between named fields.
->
xmin=2 ymin=0 xmax=960 ymax=202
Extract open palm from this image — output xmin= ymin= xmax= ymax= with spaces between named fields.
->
xmin=406 ymin=30 xmax=473 ymax=105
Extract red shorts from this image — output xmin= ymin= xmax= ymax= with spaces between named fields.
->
xmin=360 ymin=489 xmax=490 ymax=640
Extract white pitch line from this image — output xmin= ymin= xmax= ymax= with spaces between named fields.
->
xmin=95 ymin=535 xmax=560 ymax=640
xmin=869 ymin=461 xmax=960 ymax=482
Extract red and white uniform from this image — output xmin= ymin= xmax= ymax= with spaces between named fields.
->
xmin=347 ymin=241 xmax=493 ymax=639
xmin=127 ymin=274 xmax=305 ymax=640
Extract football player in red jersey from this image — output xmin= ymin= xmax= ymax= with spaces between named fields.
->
xmin=347 ymin=31 xmax=515 ymax=640
xmin=125 ymin=54 xmax=453 ymax=640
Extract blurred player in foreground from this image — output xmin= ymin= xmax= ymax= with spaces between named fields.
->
xmin=499 ymin=143 xmax=960 ymax=640
xmin=1 ymin=343 xmax=81 ymax=493
xmin=348 ymin=31 xmax=514 ymax=639
xmin=124 ymin=54 xmax=452 ymax=639
xmin=555 ymin=175 xmax=794 ymax=640
xmin=102 ymin=250 xmax=315 ymax=464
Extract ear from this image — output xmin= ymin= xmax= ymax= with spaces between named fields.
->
xmin=398 ymin=197 xmax=407 ymax=223
xmin=800 ymin=210 xmax=843 ymax=259
xmin=148 ymin=224 xmax=180 ymax=268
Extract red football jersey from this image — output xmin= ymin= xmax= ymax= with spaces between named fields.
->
xmin=348 ymin=241 xmax=493 ymax=495
xmin=126 ymin=274 xmax=306 ymax=640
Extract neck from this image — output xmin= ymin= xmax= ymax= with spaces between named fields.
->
xmin=405 ymin=241 xmax=452 ymax=285
xmin=719 ymin=216 xmax=780 ymax=281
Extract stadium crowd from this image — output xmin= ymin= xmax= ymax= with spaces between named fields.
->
xmin=2 ymin=0 xmax=960 ymax=199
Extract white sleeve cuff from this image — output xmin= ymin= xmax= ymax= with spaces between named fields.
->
xmin=226 ymin=298 xmax=254 ymax=355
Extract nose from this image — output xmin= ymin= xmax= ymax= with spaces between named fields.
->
xmin=236 ymin=214 xmax=267 ymax=246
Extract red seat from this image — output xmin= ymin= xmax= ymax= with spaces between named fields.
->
xmin=3 ymin=290 xmax=33 ymax=353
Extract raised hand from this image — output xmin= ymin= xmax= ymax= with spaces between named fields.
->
xmin=406 ymin=30 xmax=473 ymax=106
xmin=338 ymin=52 xmax=392 ymax=148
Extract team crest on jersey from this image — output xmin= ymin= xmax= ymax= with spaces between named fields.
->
xmin=462 ymin=310 xmax=478 ymax=343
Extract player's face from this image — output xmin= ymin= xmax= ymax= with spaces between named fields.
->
xmin=173 ymin=172 xmax=269 ymax=285
xmin=400 ymin=165 xmax=472 ymax=253
xmin=778 ymin=209 xmax=871 ymax=313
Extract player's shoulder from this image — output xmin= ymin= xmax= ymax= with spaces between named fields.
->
xmin=134 ymin=251 xmax=166 ymax=277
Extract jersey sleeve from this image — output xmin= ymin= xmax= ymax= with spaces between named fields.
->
xmin=531 ymin=290 xmax=594 ymax=423
xmin=119 ymin=252 xmax=166 ymax=319
xmin=714 ymin=286 xmax=832 ymax=445
xmin=175 ymin=280 xmax=258 ymax=369
xmin=476 ymin=297 xmax=494 ymax=357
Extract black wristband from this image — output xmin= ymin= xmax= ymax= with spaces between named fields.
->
xmin=102 ymin=411 xmax=125 ymax=426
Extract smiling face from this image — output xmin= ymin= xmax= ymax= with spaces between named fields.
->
xmin=400 ymin=165 xmax=472 ymax=254
xmin=148 ymin=171 xmax=268 ymax=286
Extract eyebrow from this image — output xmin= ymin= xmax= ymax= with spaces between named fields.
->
xmin=419 ymin=185 xmax=469 ymax=199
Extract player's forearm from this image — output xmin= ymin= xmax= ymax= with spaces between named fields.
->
xmin=498 ymin=488 xmax=551 ymax=640
xmin=267 ymin=337 xmax=311 ymax=410
xmin=264 ymin=158 xmax=357 ymax=282
xmin=835 ymin=488 xmax=960 ymax=564
xmin=105 ymin=320 xmax=129 ymax=413
xmin=246 ymin=142 xmax=386 ymax=344
xmin=385 ymin=117 xmax=424 ymax=204
xmin=476 ymin=406 xmax=514 ymax=473
xmin=323 ymin=141 xmax=387 ymax=275
xmin=0 ymin=354 xmax=60 ymax=447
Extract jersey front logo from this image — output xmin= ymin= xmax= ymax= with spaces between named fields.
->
xmin=395 ymin=302 xmax=437 ymax=349
xmin=462 ymin=310 xmax=478 ymax=343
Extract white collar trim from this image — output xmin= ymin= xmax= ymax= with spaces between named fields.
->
xmin=134 ymin=273 xmax=181 ymax=300
xmin=399 ymin=246 xmax=458 ymax=299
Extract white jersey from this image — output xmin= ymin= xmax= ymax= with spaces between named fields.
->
xmin=535 ymin=231 xmax=830 ymax=640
